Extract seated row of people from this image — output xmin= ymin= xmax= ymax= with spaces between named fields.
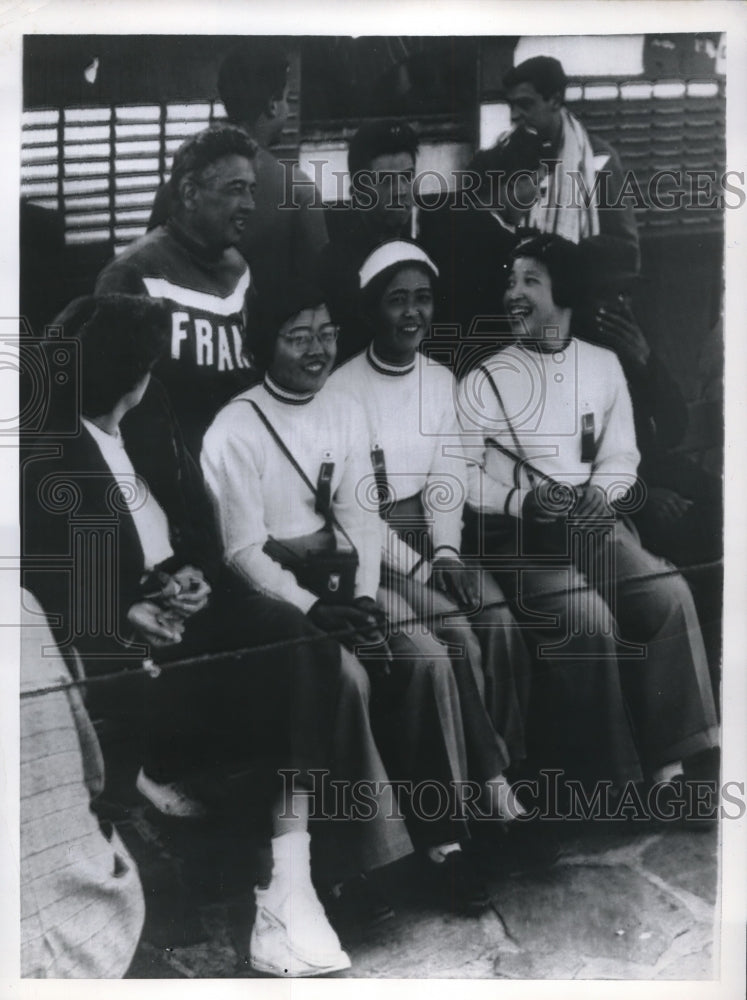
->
xmin=21 ymin=106 xmax=720 ymax=978
xmin=22 ymin=231 xmax=719 ymax=977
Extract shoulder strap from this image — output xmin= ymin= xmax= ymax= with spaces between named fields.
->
xmin=244 ymin=399 xmax=357 ymax=551
xmin=479 ymin=364 xmax=537 ymax=488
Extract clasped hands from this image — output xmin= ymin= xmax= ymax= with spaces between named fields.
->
xmin=522 ymin=481 xmax=612 ymax=525
xmin=127 ymin=565 xmax=211 ymax=647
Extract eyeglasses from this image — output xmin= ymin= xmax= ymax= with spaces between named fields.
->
xmin=279 ymin=324 xmax=339 ymax=351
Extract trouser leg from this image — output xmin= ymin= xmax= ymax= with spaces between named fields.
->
xmin=143 ymin=590 xmax=341 ymax=787
xmin=469 ymin=571 xmax=533 ymax=764
xmin=309 ymin=647 xmax=413 ymax=881
xmin=599 ymin=523 xmax=719 ymax=769
xmin=385 ymin=570 xmax=511 ymax=783
xmin=492 ymin=560 xmax=644 ymax=787
xmin=371 ymin=584 xmax=470 ymax=849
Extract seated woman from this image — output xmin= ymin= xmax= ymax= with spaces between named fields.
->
xmin=328 ymin=239 xmax=535 ymax=828
xmin=22 ymin=293 xmax=414 ymax=977
xmin=201 ymin=276 xmax=525 ymax=913
xmin=457 ymin=233 xmax=719 ymax=811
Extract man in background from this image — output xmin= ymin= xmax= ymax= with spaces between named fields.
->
xmin=318 ymin=119 xmax=420 ymax=362
xmin=149 ymin=40 xmax=327 ymax=300
xmin=494 ymin=55 xmax=639 ymax=265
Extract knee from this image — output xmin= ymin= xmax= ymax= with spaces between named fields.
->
xmin=335 ymin=646 xmax=372 ymax=702
xmin=623 ymin=575 xmax=693 ymax=637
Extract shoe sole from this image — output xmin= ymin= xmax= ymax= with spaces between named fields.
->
xmin=135 ymin=776 xmax=206 ymax=819
xmin=250 ymin=953 xmax=351 ymax=977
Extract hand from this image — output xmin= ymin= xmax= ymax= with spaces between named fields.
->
xmin=127 ymin=600 xmax=185 ymax=647
xmin=522 ymin=481 xmax=575 ymax=525
xmin=573 ymin=483 xmax=612 ymax=520
xmin=432 ymin=555 xmax=480 ymax=608
xmin=647 ymin=487 xmax=694 ymax=523
xmin=594 ymin=300 xmax=651 ymax=369
xmin=308 ymin=601 xmax=392 ymax=662
xmin=162 ymin=565 xmax=211 ymax=618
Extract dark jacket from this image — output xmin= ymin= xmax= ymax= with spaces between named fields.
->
xmin=21 ymin=379 xmax=221 ymax=665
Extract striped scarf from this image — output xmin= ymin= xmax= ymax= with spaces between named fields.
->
xmin=529 ymin=108 xmax=601 ymax=244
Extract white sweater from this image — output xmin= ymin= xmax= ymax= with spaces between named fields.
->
xmin=201 ymin=378 xmax=382 ymax=612
xmin=329 ymin=346 xmax=467 ymax=575
xmin=457 ymin=338 xmax=640 ymax=516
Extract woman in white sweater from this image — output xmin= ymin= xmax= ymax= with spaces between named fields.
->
xmin=202 ymin=278 xmax=509 ymax=914
xmin=329 ymin=240 xmax=535 ymax=826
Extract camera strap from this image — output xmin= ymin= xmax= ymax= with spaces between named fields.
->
xmin=246 ymin=400 xmax=357 ymax=552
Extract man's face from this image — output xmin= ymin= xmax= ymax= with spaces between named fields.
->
xmin=503 ymin=256 xmax=569 ymax=349
xmin=358 ymin=151 xmax=415 ymax=235
xmin=189 ymin=154 xmax=257 ymax=249
xmin=506 ymin=82 xmax=561 ymax=142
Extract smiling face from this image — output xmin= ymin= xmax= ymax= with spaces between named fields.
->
xmin=187 ymin=153 xmax=257 ymax=250
xmin=506 ymin=81 xmax=561 ymax=143
xmin=269 ymin=304 xmax=337 ymax=395
xmin=504 ymin=256 xmax=570 ymax=350
xmin=373 ymin=265 xmax=434 ymax=364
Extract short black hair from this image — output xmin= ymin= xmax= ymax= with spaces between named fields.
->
xmin=169 ymin=124 xmax=257 ymax=205
xmin=246 ymin=279 xmax=327 ymax=375
xmin=509 ymin=232 xmax=581 ymax=309
xmin=503 ymin=56 xmax=567 ymax=102
xmin=348 ymin=119 xmax=419 ymax=178
xmin=217 ymin=40 xmax=289 ymax=125
xmin=52 ymin=294 xmax=170 ymax=417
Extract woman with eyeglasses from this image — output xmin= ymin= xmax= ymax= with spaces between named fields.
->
xmin=329 ymin=240 xmax=543 ymax=861
xmin=202 ymin=277 xmax=510 ymax=916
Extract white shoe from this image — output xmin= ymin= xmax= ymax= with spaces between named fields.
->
xmin=250 ymin=882 xmax=351 ymax=977
xmin=135 ymin=768 xmax=207 ymax=819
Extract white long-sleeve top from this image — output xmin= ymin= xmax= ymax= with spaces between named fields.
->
xmin=457 ymin=338 xmax=640 ymax=516
xmin=329 ymin=346 xmax=468 ymax=576
xmin=201 ymin=377 xmax=382 ymax=612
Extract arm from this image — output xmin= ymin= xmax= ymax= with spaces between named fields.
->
xmin=331 ymin=404 xmax=384 ymax=602
xmin=200 ymin=412 xmax=321 ymax=613
xmin=590 ymin=352 xmax=641 ymax=501
xmin=292 ymin=169 xmax=329 ymax=274
xmin=94 ymin=259 xmax=149 ymax=296
xmin=456 ymin=370 xmax=523 ymax=516
xmin=592 ymin=140 xmax=641 ymax=272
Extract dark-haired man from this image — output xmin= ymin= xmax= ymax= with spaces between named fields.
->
xmin=148 ymin=40 xmax=327 ymax=301
xmin=97 ymin=124 xmax=258 ymax=454
xmin=495 ymin=55 xmax=639 ymax=268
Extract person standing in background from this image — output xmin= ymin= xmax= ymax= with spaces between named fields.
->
xmin=148 ymin=39 xmax=328 ymax=301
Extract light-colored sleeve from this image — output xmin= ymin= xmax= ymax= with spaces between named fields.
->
xmin=382 ymin=521 xmax=426 ymax=577
xmin=456 ymin=370 xmax=520 ymax=516
xmin=332 ymin=403 xmax=385 ymax=602
xmin=428 ymin=385 xmax=469 ymax=556
xmin=200 ymin=411 xmax=319 ymax=613
xmin=590 ymin=352 xmax=641 ymax=500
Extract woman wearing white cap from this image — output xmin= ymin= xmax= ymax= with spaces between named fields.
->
xmin=329 ymin=239 xmax=541 ymax=858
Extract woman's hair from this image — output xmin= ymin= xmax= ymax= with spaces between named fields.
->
xmin=51 ymin=294 xmax=170 ymax=417
xmin=508 ymin=231 xmax=582 ymax=309
xmin=245 ymin=278 xmax=327 ymax=375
